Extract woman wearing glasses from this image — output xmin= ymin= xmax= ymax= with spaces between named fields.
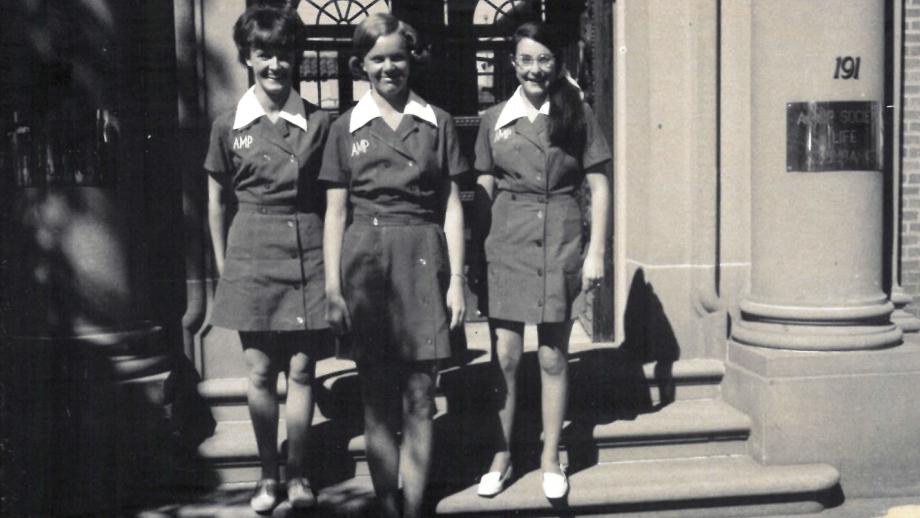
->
xmin=471 ymin=20 xmax=610 ymax=500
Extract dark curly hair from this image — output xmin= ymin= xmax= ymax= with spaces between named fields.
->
xmin=232 ymin=5 xmax=303 ymax=66
xmin=348 ymin=13 xmax=429 ymax=80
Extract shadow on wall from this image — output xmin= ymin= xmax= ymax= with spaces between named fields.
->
xmin=620 ymin=267 xmax=681 ymax=405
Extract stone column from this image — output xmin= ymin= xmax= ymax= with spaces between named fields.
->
xmin=731 ymin=0 xmax=901 ymax=351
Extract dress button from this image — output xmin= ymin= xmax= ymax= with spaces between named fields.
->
xmin=296 ymin=317 xmax=305 ymax=324
xmin=259 ymin=207 xmax=267 ymax=214
xmin=536 ymin=239 xmax=543 ymax=247
xmin=263 ymin=154 xmax=271 ymax=161
xmin=289 ymin=155 xmax=296 ymax=163
xmin=537 ymin=269 xmax=543 ymax=277
xmin=293 ymin=283 xmax=301 ymax=290
xmin=511 ymin=194 xmax=517 ymax=201
xmin=537 ymin=299 xmax=544 ymax=307
xmin=408 ymin=161 xmax=414 ymax=167
xmin=537 ymin=210 xmax=544 ymax=219
xmin=287 ymin=220 xmax=295 ymax=227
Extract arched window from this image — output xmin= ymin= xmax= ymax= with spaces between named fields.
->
xmin=471 ymin=0 xmax=545 ymax=111
xmin=294 ymin=0 xmax=392 ymax=110
xmin=299 ymin=0 xmax=390 ymax=25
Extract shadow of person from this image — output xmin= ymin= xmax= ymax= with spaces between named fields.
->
xmin=563 ymin=268 xmax=681 ymax=474
xmin=619 ymin=268 xmax=680 ymax=408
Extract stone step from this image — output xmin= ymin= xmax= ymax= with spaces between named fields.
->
xmin=197 ymin=398 xmax=750 ymax=485
xmin=200 ymin=355 xmax=724 ymax=422
xmin=433 ymin=456 xmax=840 ymax=517
xmin=138 ymin=457 xmax=840 ymax=517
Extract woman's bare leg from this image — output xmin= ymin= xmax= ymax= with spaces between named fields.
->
xmin=487 ymin=319 xmax=524 ymax=474
xmin=536 ymin=321 xmax=573 ymax=475
xmin=359 ymin=360 xmax=401 ymax=517
xmin=399 ymin=361 xmax=438 ymax=518
xmin=241 ymin=332 xmax=281 ymax=480
xmin=283 ymin=341 xmax=316 ymax=480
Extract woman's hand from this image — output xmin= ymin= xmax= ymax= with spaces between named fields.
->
xmin=446 ymin=275 xmax=467 ymax=330
xmin=582 ymin=250 xmax=605 ymax=292
xmin=325 ymin=291 xmax=351 ymax=335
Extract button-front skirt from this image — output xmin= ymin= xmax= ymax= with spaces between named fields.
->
xmin=211 ymin=206 xmax=327 ymax=331
xmin=339 ymin=219 xmax=452 ymax=363
xmin=485 ymin=191 xmax=585 ymax=323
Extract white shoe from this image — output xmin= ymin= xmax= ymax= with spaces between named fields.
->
xmin=542 ymin=466 xmax=568 ymax=499
xmin=250 ymin=478 xmax=280 ymax=514
xmin=477 ymin=464 xmax=513 ymax=497
xmin=286 ymin=477 xmax=316 ymax=509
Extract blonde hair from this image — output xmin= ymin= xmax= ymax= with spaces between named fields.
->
xmin=348 ymin=13 xmax=428 ymax=79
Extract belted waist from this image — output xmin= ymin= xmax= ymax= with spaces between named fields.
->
xmin=238 ymin=202 xmax=317 ymax=215
xmin=352 ymin=213 xmax=439 ymax=227
xmin=497 ymin=190 xmax=575 ymax=203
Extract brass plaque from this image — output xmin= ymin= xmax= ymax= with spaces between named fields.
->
xmin=786 ymin=101 xmax=881 ymax=172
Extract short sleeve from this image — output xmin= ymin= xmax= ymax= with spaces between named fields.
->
xmin=582 ymin=104 xmax=612 ymax=172
xmin=203 ymin=118 xmax=231 ymax=183
xmin=318 ymin=117 xmax=350 ymax=186
xmin=442 ymin=115 xmax=470 ymax=178
xmin=473 ymin=110 xmax=495 ymax=174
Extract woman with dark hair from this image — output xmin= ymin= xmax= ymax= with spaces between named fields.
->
xmin=205 ymin=5 xmax=328 ymax=513
xmin=320 ymin=13 xmax=467 ymax=518
xmin=472 ymin=20 xmax=611 ymax=500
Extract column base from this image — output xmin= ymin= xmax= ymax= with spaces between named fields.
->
xmin=732 ymin=319 xmax=902 ymax=351
xmin=724 ymin=338 xmax=920 ymax=497
xmin=734 ymin=299 xmax=902 ymax=351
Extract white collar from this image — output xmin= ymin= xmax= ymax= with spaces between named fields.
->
xmin=349 ymin=90 xmax=438 ymax=133
xmin=232 ymin=87 xmax=308 ymax=131
xmin=494 ymin=86 xmax=550 ymax=130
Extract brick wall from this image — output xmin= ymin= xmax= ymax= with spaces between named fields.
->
xmin=901 ymin=3 xmax=920 ymax=314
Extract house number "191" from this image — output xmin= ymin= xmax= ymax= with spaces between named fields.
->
xmin=834 ymin=56 xmax=861 ymax=80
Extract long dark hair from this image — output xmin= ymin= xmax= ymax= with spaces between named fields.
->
xmin=512 ymin=21 xmax=585 ymax=156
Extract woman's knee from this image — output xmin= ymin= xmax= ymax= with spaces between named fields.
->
xmin=403 ymin=372 xmax=436 ymax=419
xmin=494 ymin=342 xmax=522 ymax=374
xmin=287 ymin=353 xmax=315 ymax=386
xmin=538 ymin=346 xmax=568 ymax=376
xmin=244 ymin=354 xmax=277 ymax=390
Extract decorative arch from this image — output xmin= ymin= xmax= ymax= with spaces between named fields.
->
xmin=473 ymin=0 xmax=544 ymax=26
xmin=298 ymin=0 xmax=390 ymax=25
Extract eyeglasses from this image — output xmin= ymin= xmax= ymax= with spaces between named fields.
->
xmin=513 ymin=54 xmax=555 ymax=70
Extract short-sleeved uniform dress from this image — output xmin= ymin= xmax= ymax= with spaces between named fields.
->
xmin=204 ymin=87 xmax=330 ymax=332
xmin=319 ymin=91 xmax=468 ymax=363
xmin=475 ymin=87 xmax=611 ymax=324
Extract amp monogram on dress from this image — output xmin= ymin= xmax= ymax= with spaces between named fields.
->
xmin=351 ymin=138 xmax=370 ymax=157
xmin=233 ymin=134 xmax=254 ymax=150
xmin=494 ymin=127 xmax=514 ymax=143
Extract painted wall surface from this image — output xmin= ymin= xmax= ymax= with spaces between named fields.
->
xmin=615 ymin=0 xmax=739 ymax=360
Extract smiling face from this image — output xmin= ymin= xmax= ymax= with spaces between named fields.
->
xmin=247 ymin=46 xmax=295 ymax=101
xmin=512 ymin=37 xmax=558 ymax=106
xmin=362 ymin=32 xmax=410 ymax=103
